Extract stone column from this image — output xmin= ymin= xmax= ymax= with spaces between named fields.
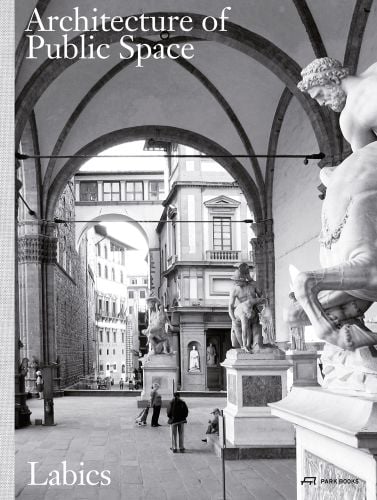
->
xmin=18 ymin=221 xmax=58 ymax=393
xmin=250 ymin=219 xmax=275 ymax=322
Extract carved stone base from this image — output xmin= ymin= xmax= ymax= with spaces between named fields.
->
xmin=221 ymin=349 xmax=295 ymax=448
xmin=321 ymin=343 xmax=377 ymax=394
xmin=140 ymin=353 xmax=178 ymax=402
xmin=270 ymin=387 xmax=377 ymax=499
xmin=286 ymin=350 xmax=320 ymax=387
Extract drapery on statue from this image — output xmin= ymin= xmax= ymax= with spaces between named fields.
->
xmin=228 ymin=262 xmax=269 ymax=353
xmin=288 ymin=58 xmax=377 ymax=391
xmin=142 ymin=296 xmax=172 ymax=355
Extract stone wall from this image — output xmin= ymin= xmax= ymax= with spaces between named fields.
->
xmin=53 ymin=182 xmax=95 ymax=387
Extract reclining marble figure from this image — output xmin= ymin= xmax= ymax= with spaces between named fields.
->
xmin=288 ymin=58 xmax=377 ymax=391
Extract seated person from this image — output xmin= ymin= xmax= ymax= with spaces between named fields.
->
xmin=202 ymin=408 xmax=221 ymax=442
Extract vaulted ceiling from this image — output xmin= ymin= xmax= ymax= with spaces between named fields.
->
xmin=16 ymin=0 xmax=377 ymax=221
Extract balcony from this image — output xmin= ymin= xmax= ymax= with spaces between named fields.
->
xmin=206 ymin=250 xmax=240 ymax=261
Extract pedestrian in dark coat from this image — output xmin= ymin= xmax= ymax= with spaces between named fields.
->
xmin=167 ymin=392 xmax=189 ymax=453
xmin=150 ymin=383 xmax=162 ymax=427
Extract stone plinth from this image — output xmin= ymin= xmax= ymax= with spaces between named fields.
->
xmin=270 ymin=387 xmax=377 ymax=499
xmin=286 ymin=350 xmax=320 ymax=387
xmin=140 ymin=353 xmax=178 ymax=402
xmin=221 ymin=349 xmax=295 ymax=449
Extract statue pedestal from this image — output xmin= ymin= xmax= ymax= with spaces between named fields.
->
xmin=286 ymin=350 xmax=320 ymax=387
xmin=221 ymin=349 xmax=295 ymax=452
xmin=270 ymin=387 xmax=377 ymax=499
xmin=140 ymin=353 xmax=178 ymax=403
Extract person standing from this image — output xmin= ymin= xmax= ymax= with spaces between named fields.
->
xmin=119 ymin=378 xmax=124 ymax=390
xmin=35 ymin=370 xmax=44 ymax=399
xmin=167 ymin=392 xmax=189 ymax=453
xmin=150 ymin=383 xmax=162 ymax=427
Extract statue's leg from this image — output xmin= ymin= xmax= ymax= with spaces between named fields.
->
xmin=293 ymin=261 xmax=377 ymax=350
xmin=232 ymin=319 xmax=243 ymax=348
xmin=240 ymin=316 xmax=252 ymax=352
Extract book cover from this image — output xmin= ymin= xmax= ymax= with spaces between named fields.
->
xmin=3 ymin=1 xmax=377 ymax=499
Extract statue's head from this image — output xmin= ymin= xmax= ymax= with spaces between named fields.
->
xmin=297 ymin=57 xmax=349 ymax=112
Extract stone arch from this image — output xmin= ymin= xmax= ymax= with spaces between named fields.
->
xmin=45 ymin=125 xmax=263 ymax=221
xmin=15 ymin=12 xmax=332 ymax=158
xmin=42 ymin=49 xmax=265 ymax=216
xmin=76 ymin=212 xmax=151 ymax=251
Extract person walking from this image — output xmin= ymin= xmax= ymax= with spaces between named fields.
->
xmin=119 ymin=378 xmax=124 ymax=390
xmin=167 ymin=392 xmax=189 ymax=453
xmin=150 ymin=383 xmax=162 ymax=427
xmin=35 ymin=370 xmax=44 ymax=399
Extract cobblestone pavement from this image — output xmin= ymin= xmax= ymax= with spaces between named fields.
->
xmin=15 ymin=396 xmax=296 ymax=499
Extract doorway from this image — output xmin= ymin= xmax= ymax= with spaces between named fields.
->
xmin=206 ymin=329 xmax=232 ymax=390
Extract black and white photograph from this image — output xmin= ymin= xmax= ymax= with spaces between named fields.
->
xmin=1 ymin=0 xmax=376 ymax=498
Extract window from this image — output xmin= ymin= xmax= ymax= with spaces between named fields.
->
xmin=148 ymin=181 xmax=164 ymax=200
xmin=129 ymin=306 xmax=133 ymax=314
xmin=99 ymin=364 xmax=103 ymax=372
xmin=126 ymin=181 xmax=143 ymax=201
xmin=80 ymin=181 xmax=98 ymax=201
xmin=143 ymin=278 xmax=148 ymax=285
xmin=113 ymin=349 xmax=116 ymax=355
xmin=112 ymin=302 xmax=116 ymax=317
xmin=113 ymin=331 xmax=116 ymax=343
xmin=129 ymin=291 xmax=134 ymax=299
xmin=122 ymin=364 xmax=125 ymax=373
xmin=113 ymin=364 xmax=117 ymax=371
xmin=122 ymin=331 xmax=125 ymax=343
xmin=140 ymin=290 xmax=146 ymax=299
xmin=98 ymin=299 xmax=103 ymax=314
xmin=105 ymin=266 xmax=108 ymax=279
xmin=111 ymin=268 xmax=115 ymax=281
xmin=213 ymin=217 xmax=232 ymax=250
xmin=97 ymin=244 xmax=101 ymax=257
xmin=120 ymin=271 xmax=124 ymax=283
xmin=99 ymin=330 xmax=103 ymax=342
xmin=122 ymin=349 xmax=124 ymax=355
xmin=105 ymin=301 xmax=109 ymax=316
xmin=104 ymin=246 xmax=108 ymax=259
xmin=106 ymin=363 xmax=109 ymax=370
xmin=103 ymin=182 xmax=120 ymax=201
xmin=131 ymin=279 xmax=137 ymax=285
xmin=99 ymin=349 xmax=102 ymax=355
xmin=106 ymin=331 xmax=110 ymax=343
xmin=106 ymin=350 xmax=109 ymax=356
xmin=98 ymin=263 xmax=101 ymax=277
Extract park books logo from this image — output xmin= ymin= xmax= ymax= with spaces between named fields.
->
xmin=301 ymin=476 xmax=360 ymax=486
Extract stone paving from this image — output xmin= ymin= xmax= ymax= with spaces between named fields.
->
xmin=15 ymin=396 xmax=296 ymax=499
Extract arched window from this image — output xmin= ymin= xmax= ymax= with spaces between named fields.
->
xmin=111 ymin=268 xmax=115 ymax=281
xmin=105 ymin=266 xmax=108 ymax=279
xmin=98 ymin=263 xmax=101 ymax=277
xmin=120 ymin=271 xmax=124 ymax=283
xmin=104 ymin=246 xmax=108 ymax=259
xmin=97 ymin=244 xmax=101 ymax=257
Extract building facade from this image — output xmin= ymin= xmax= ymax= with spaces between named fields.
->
xmin=158 ymin=145 xmax=255 ymax=391
xmin=88 ymin=225 xmax=134 ymax=383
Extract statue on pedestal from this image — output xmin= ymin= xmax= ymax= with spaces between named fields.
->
xmin=189 ymin=346 xmax=200 ymax=371
xmin=228 ymin=263 xmax=269 ymax=353
xmin=288 ymin=58 xmax=377 ymax=391
xmin=288 ymin=293 xmax=306 ymax=351
xmin=142 ymin=296 xmax=172 ymax=355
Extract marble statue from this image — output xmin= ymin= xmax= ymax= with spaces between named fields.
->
xmin=288 ymin=293 xmax=306 ymax=351
xmin=189 ymin=346 xmax=200 ymax=371
xmin=289 ymin=57 xmax=377 ymax=391
xmin=228 ymin=262 xmax=267 ymax=353
xmin=206 ymin=343 xmax=217 ymax=366
xmin=258 ymin=302 xmax=276 ymax=347
xmin=142 ymin=296 xmax=172 ymax=355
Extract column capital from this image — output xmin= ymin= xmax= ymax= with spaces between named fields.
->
xmin=18 ymin=234 xmax=57 ymax=263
